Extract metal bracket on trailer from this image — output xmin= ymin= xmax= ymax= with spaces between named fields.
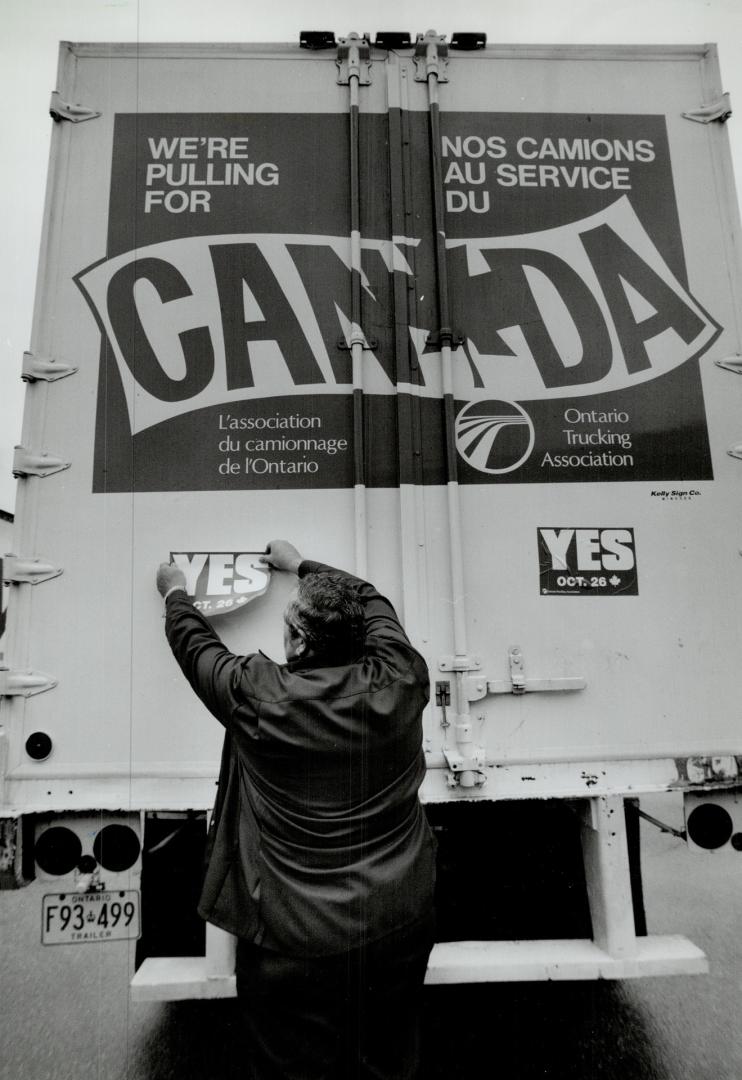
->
xmin=438 ymin=654 xmax=481 ymax=673
xmin=336 ymin=334 xmax=378 ymax=351
xmin=0 ymin=667 xmax=58 ymax=697
xmin=682 ymin=92 xmax=732 ymax=124
xmin=436 ymin=656 xmax=486 ymax=787
xmin=12 ymin=446 xmax=71 ymax=479
xmin=2 ymin=556 xmax=63 ymax=586
xmin=413 ymin=30 xmax=449 ymax=83
xmin=22 ymin=351 xmax=78 ymax=383
xmin=463 ymin=646 xmax=587 ymax=700
xmin=442 ymin=744 xmax=486 ymax=787
xmin=717 ymin=354 xmax=742 ymax=460
xmin=49 ymin=91 xmax=101 ymax=123
xmin=336 ymin=33 xmax=372 ymax=86
xmin=425 ymin=329 xmax=464 ymax=349
xmin=715 ymin=354 xmax=742 ymax=374
xmin=436 ymin=649 xmax=584 ymax=787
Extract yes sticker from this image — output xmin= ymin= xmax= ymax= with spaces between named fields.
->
xmin=170 ymin=552 xmax=270 ymax=616
xmin=538 ymin=528 xmax=638 ymax=595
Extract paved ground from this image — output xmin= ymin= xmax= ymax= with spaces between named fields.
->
xmin=1 ymin=793 xmax=741 ymax=1080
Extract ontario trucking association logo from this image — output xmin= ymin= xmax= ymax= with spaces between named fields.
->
xmin=454 ymin=400 xmax=535 ymax=474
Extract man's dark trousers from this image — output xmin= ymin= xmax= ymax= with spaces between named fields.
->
xmin=235 ymin=913 xmax=435 ymax=1080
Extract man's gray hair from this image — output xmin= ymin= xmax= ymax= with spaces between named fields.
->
xmin=285 ymin=573 xmax=364 ymax=661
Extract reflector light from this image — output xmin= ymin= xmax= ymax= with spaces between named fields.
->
xmin=25 ymin=731 xmax=52 ymax=761
xmin=299 ymin=32 xmax=336 ymax=50
xmin=35 ymin=827 xmax=82 ymax=876
xmin=685 ymin=755 xmax=738 ymax=784
xmin=686 ymin=803 xmax=734 ymax=850
xmin=451 ymin=33 xmax=487 ymax=50
xmin=93 ymin=823 xmax=141 ymax=872
xmin=374 ymin=33 xmax=412 ymax=49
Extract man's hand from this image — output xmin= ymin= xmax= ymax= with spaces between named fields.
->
xmin=260 ymin=540 xmax=303 ymax=574
xmin=156 ymin=562 xmax=187 ymax=598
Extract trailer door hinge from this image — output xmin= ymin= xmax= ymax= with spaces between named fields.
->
xmin=22 ymin=351 xmax=78 ymax=383
xmin=0 ymin=667 xmax=58 ymax=697
xmin=336 ymin=33 xmax=372 ymax=85
xmin=715 ymin=355 xmax=742 ymax=375
xmin=414 ymin=30 xmax=449 ymax=83
xmin=682 ymin=92 xmax=732 ymax=124
xmin=2 ymin=556 xmax=63 ymax=586
xmin=49 ymin=91 xmax=101 ymax=123
xmin=465 ymin=646 xmax=587 ymax=700
xmin=13 ymin=446 xmax=71 ymax=479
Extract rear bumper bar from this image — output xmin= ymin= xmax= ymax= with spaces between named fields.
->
xmin=131 ymin=934 xmax=708 ymax=1002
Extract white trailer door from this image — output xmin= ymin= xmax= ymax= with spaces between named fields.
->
xmin=387 ymin=43 xmax=742 ymax=787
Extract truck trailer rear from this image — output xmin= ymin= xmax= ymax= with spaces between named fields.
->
xmin=1 ymin=34 xmax=742 ymax=998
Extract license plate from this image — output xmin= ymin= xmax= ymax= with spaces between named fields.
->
xmin=42 ymin=889 xmax=141 ymax=945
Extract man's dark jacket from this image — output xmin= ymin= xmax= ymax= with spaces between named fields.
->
xmin=164 ymin=560 xmax=436 ymax=958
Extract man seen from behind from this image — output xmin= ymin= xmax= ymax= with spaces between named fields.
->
xmin=156 ymin=539 xmax=437 ymax=1079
